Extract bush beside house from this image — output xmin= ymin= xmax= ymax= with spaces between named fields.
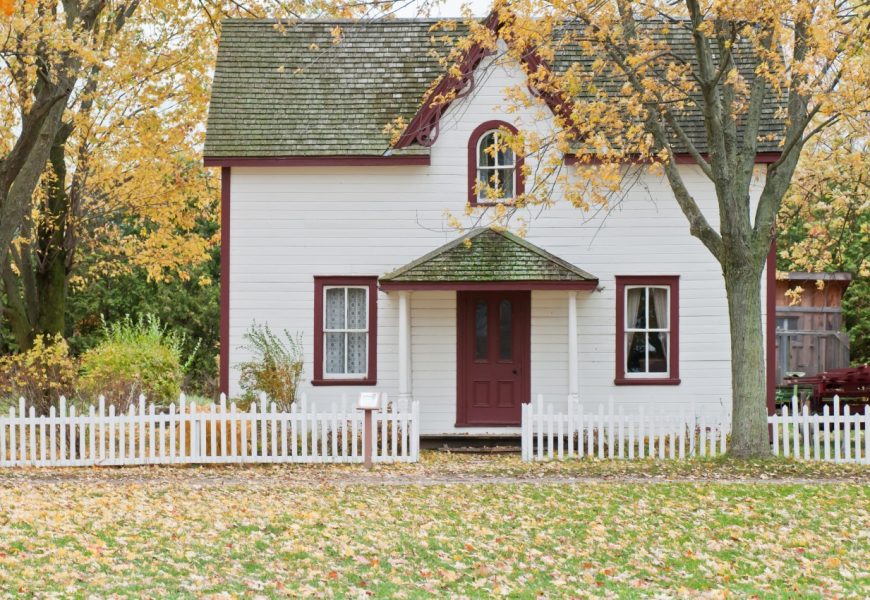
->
xmin=0 ymin=315 xmax=197 ymax=412
xmin=237 ymin=323 xmax=303 ymax=411
xmin=0 ymin=335 xmax=77 ymax=415
xmin=78 ymin=315 xmax=194 ymax=410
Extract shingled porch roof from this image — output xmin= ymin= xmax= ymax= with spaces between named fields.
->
xmin=379 ymin=228 xmax=598 ymax=291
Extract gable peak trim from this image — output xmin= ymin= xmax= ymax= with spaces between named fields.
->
xmin=393 ymin=11 xmax=571 ymax=150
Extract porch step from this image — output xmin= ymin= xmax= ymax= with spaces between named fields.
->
xmin=422 ymin=437 xmax=521 ymax=453
xmin=434 ymin=445 xmax=521 ymax=454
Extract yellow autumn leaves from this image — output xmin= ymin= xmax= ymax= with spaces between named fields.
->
xmin=0 ymin=460 xmax=866 ymax=597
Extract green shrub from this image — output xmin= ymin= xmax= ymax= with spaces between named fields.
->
xmin=79 ymin=315 xmax=195 ymax=409
xmin=0 ymin=335 xmax=77 ymax=414
xmin=237 ymin=323 xmax=303 ymax=411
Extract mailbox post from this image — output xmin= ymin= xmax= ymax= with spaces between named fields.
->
xmin=357 ymin=392 xmax=381 ymax=469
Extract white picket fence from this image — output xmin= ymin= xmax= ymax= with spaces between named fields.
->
xmin=0 ymin=393 xmax=420 ymax=467
xmin=522 ymin=396 xmax=729 ymax=461
xmin=770 ymin=395 xmax=869 ymax=464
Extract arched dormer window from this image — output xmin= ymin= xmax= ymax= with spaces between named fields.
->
xmin=468 ymin=120 xmax=524 ymax=206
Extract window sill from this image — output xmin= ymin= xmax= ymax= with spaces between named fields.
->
xmin=614 ymin=377 xmax=681 ymax=386
xmin=454 ymin=420 xmax=521 ymax=427
xmin=311 ymin=378 xmax=377 ymax=387
xmin=470 ymin=200 xmax=515 ymax=208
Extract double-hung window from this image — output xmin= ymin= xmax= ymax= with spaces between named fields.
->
xmin=467 ymin=121 xmax=525 ymax=206
xmin=615 ymin=276 xmax=680 ymax=385
xmin=476 ymin=130 xmax=517 ymax=202
xmin=313 ymin=276 xmax=377 ymax=385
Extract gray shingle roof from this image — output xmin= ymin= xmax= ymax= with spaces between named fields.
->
xmin=552 ymin=22 xmax=786 ymax=155
xmin=380 ymin=228 xmax=597 ymax=283
xmin=205 ymin=18 xmax=786 ymax=158
xmin=205 ymin=19 xmax=454 ymax=158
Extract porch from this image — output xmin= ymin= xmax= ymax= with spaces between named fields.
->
xmin=379 ymin=228 xmax=599 ymax=434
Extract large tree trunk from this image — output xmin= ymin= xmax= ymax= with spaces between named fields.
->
xmin=723 ymin=259 xmax=771 ymax=457
xmin=34 ymin=127 xmax=72 ymax=338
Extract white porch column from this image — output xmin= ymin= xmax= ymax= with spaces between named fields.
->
xmin=398 ymin=291 xmax=412 ymax=402
xmin=567 ymin=291 xmax=579 ymax=403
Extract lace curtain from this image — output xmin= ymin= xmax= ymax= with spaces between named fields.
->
xmin=347 ymin=289 xmax=367 ymax=373
xmin=324 ymin=287 xmax=367 ymax=375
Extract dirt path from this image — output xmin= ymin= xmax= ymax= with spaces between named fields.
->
xmin=0 ymin=468 xmax=866 ymax=488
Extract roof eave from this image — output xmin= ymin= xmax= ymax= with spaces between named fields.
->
xmin=203 ymin=154 xmax=430 ymax=167
xmin=379 ymin=280 xmax=599 ymax=291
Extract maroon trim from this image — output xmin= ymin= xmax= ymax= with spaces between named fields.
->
xmin=467 ymin=120 xmax=526 ymax=206
xmin=380 ymin=280 xmax=598 ymax=292
xmin=219 ymin=167 xmax=231 ymax=395
xmin=614 ymin=275 xmax=681 ymax=386
xmin=394 ymin=11 xmax=574 ymax=150
xmin=566 ymin=152 xmax=782 ymax=166
xmin=522 ymin=50 xmax=575 ymax=125
xmin=394 ymin=12 xmax=501 ymax=148
xmin=204 ymin=155 xmax=429 ymax=167
xmin=766 ymin=240 xmax=777 ymax=415
xmin=312 ymin=276 xmax=378 ymax=387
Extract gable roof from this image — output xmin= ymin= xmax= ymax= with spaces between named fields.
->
xmin=205 ymin=18 xmax=786 ymax=161
xmin=205 ymin=19 xmax=454 ymax=159
xmin=379 ymin=228 xmax=598 ymax=289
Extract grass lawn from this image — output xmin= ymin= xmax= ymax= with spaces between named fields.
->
xmin=0 ymin=454 xmax=867 ymax=598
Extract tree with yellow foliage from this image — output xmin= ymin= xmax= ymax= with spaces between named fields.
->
xmin=1 ymin=0 xmax=147 ymax=348
xmin=451 ymin=1 xmax=868 ymax=456
xmin=0 ymin=0 xmax=379 ymax=351
xmin=778 ymin=118 xmax=869 ymax=364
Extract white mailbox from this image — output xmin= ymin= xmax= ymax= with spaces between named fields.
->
xmin=357 ymin=392 xmax=381 ymax=410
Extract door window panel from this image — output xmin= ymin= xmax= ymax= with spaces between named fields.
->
xmin=474 ymin=301 xmax=488 ymax=360
xmin=499 ymin=299 xmax=513 ymax=360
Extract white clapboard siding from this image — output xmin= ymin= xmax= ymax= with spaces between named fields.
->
xmin=226 ymin=51 xmax=770 ymax=436
xmin=769 ymin=395 xmax=869 ymax=464
xmin=0 ymin=393 xmax=420 ymax=468
xmin=522 ymin=395 xmax=729 ymax=461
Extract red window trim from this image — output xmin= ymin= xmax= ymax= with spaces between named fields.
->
xmin=312 ymin=276 xmax=378 ymax=386
xmin=468 ymin=120 xmax=525 ymax=207
xmin=614 ymin=275 xmax=680 ymax=386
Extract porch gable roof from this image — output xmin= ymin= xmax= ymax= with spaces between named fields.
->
xmin=379 ymin=228 xmax=598 ymax=290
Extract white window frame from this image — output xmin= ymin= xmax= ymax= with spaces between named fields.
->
xmin=476 ymin=129 xmax=517 ymax=202
xmin=623 ymin=284 xmax=671 ymax=378
xmin=323 ymin=285 xmax=369 ymax=379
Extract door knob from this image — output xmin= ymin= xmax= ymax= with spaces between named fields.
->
xmin=512 ymin=369 xmax=518 ymax=375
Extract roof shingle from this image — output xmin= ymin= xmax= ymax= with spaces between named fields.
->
xmin=205 ymin=18 xmax=786 ymax=158
xmin=380 ymin=228 xmax=598 ymax=283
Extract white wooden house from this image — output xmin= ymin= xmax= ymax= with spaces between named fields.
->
xmin=204 ymin=17 xmax=783 ymax=436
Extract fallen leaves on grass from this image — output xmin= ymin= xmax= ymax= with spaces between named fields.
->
xmin=0 ymin=460 xmax=867 ymax=597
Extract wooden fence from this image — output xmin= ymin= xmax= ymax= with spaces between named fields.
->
xmin=521 ymin=396 xmax=729 ymax=461
xmin=774 ymin=330 xmax=849 ymax=385
xmin=523 ymin=395 xmax=870 ymax=464
xmin=0 ymin=394 xmax=420 ymax=467
xmin=770 ymin=395 xmax=869 ymax=464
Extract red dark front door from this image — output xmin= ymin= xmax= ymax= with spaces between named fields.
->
xmin=457 ymin=291 xmax=531 ymax=426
